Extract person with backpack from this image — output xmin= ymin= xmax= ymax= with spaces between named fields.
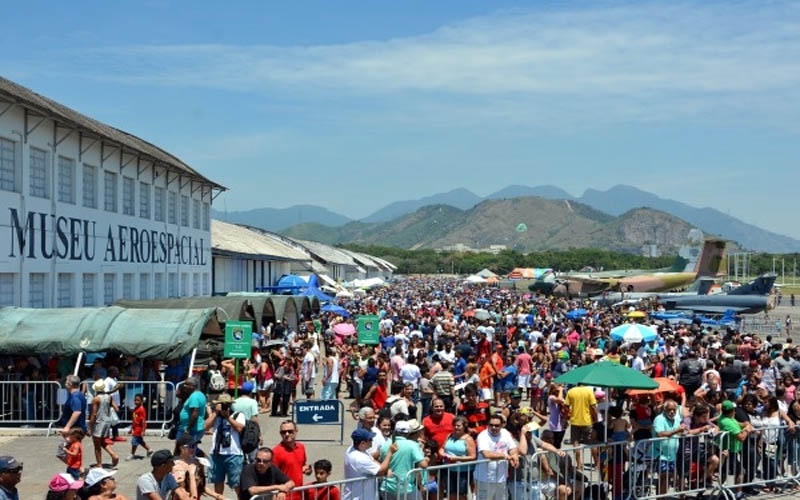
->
xmin=233 ymin=381 xmax=262 ymax=463
xmin=204 ymin=393 xmax=246 ymax=498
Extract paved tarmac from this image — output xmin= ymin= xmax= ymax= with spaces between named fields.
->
xmin=3 ymin=394 xmax=361 ymax=499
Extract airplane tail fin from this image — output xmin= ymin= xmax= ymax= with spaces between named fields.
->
xmin=690 ymin=277 xmax=716 ymax=295
xmin=693 ymin=239 xmax=727 ymax=277
xmin=728 ymin=273 xmax=777 ymax=296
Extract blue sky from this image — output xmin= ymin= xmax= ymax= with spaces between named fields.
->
xmin=3 ymin=1 xmax=800 ymax=239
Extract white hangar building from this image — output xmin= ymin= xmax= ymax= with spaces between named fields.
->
xmin=0 ymin=77 xmax=224 ymax=308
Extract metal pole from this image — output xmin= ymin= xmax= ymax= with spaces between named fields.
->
xmin=73 ymin=352 xmax=84 ymax=376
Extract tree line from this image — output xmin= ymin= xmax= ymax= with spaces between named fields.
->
xmin=342 ymin=244 xmax=800 ymax=278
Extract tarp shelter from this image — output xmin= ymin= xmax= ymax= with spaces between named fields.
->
xmin=476 ymin=268 xmax=498 ymax=279
xmin=276 ymin=274 xmax=307 ymax=292
xmin=263 ymin=296 xmax=300 ymax=332
xmin=0 ymin=306 xmax=218 ymax=360
xmin=304 ymin=275 xmax=335 ymax=303
xmin=116 ymin=296 xmax=267 ymax=331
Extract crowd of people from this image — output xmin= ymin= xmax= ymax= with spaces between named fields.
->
xmin=2 ymin=276 xmax=800 ymax=500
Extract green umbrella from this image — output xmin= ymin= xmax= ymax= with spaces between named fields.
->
xmin=554 ymin=361 xmax=659 ymax=390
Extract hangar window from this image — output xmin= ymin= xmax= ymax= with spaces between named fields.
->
xmin=122 ymin=273 xmax=133 ymax=299
xmin=193 ymin=273 xmax=200 ymax=296
xmin=58 ymin=156 xmax=76 ymax=204
xmin=154 ymin=187 xmax=165 ymax=222
xmin=104 ymin=171 xmax=118 ymax=212
xmin=29 ymin=147 xmax=49 ymax=198
xmin=168 ymin=272 xmax=178 ymax=298
xmin=168 ymin=191 xmax=177 ymax=224
xmin=83 ymin=165 xmax=97 ymax=208
xmin=203 ymin=273 xmax=209 ymax=295
xmin=0 ymin=137 xmax=18 ymax=192
xmin=140 ymin=273 xmax=150 ymax=299
xmin=192 ymin=199 xmax=201 ymax=229
xmin=140 ymin=181 xmax=151 ymax=219
xmin=29 ymin=273 xmax=46 ymax=308
xmin=104 ymin=273 xmax=116 ymax=305
xmin=202 ymin=202 xmax=210 ymax=230
xmin=82 ymin=273 xmax=96 ymax=307
xmin=58 ymin=273 xmax=73 ymax=307
xmin=180 ymin=195 xmax=189 ymax=227
xmin=181 ymin=273 xmax=188 ymax=297
xmin=122 ymin=177 xmax=135 ymax=216
xmin=0 ymin=273 xmax=15 ymax=307
xmin=154 ymin=273 xmax=164 ymax=299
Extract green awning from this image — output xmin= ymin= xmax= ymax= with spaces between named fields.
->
xmin=0 ymin=306 xmax=217 ymax=360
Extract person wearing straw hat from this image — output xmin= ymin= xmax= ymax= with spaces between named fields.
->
xmin=205 ymin=393 xmax=246 ymax=498
xmin=88 ymin=379 xmax=120 ymax=469
xmin=378 ymin=419 xmax=429 ymax=500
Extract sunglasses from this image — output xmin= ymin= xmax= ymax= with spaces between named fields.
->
xmin=280 ymin=429 xmax=295 ymax=435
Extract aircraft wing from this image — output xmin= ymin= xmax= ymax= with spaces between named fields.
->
xmin=671 ymin=304 xmax=748 ymax=314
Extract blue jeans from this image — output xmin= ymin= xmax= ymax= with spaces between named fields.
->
xmin=322 ymin=382 xmax=338 ymax=400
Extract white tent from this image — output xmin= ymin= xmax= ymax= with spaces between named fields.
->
xmin=464 ymin=275 xmax=487 ymax=284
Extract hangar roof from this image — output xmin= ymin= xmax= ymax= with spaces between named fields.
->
xmin=0 ymin=76 xmax=224 ymax=190
xmin=212 ymin=220 xmax=311 ymax=262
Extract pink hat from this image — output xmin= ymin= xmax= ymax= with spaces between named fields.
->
xmin=594 ymin=390 xmax=606 ymax=399
xmin=48 ymin=473 xmax=84 ymax=492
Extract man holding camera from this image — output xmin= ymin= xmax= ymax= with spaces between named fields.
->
xmin=204 ymin=393 xmax=246 ymax=498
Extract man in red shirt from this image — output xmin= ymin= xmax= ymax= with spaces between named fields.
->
xmin=423 ymin=398 xmax=455 ymax=453
xmin=272 ymin=420 xmax=311 ymax=500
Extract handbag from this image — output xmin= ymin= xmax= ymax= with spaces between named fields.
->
xmin=108 ymin=406 xmax=120 ymax=427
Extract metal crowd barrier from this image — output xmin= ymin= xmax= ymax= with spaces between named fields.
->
xmin=0 ymin=380 xmax=63 ymax=431
xmin=249 ymin=476 xmax=381 ymax=500
xmin=80 ymin=378 xmax=177 ymax=436
xmin=718 ymin=423 xmax=800 ymax=495
xmin=393 ymin=458 xmax=491 ymax=500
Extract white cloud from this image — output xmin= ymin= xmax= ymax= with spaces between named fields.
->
xmin=23 ymin=2 xmax=800 ymax=130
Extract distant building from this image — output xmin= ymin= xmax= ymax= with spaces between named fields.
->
xmin=0 ymin=77 xmax=224 ymax=307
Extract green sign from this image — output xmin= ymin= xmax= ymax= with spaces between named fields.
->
xmin=224 ymin=321 xmax=251 ymax=358
xmin=357 ymin=315 xmax=380 ymax=345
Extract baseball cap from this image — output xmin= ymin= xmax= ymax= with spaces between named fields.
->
xmin=85 ymin=468 xmax=116 ymax=487
xmin=150 ymin=449 xmax=175 ymax=467
xmin=48 ymin=473 xmax=84 ymax=492
xmin=511 ymin=389 xmax=522 ymax=399
xmin=0 ymin=456 xmax=21 ymax=472
xmin=721 ymin=400 xmax=736 ymax=412
xmin=395 ymin=420 xmax=411 ymax=433
xmin=351 ymin=428 xmax=376 ymax=443
xmin=241 ymin=381 xmax=255 ymax=393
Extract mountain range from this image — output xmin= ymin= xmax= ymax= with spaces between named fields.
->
xmin=212 ymin=184 xmax=800 ymax=253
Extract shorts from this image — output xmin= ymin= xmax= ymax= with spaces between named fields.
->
xmin=570 ymin=425 xmax=593 ymax=445
xmin=209 ymin=453 xmax=244 ymax=487
xmin=592 ymin=422 xmax=606 ymax=442
xmin=725 ymin=454 xmax=742 ymax=476
xmin=658 ymin=460 xmax=676 ymax=473
xmin=517 ymin=374 xmax=530 ymax=389
xmin=131 ymin=435 xmax=146 ymax=446
xmin=475 ymin=480 xmax=508 ymax=500
xmin=446 ymin=469 xmax=472 ymax=496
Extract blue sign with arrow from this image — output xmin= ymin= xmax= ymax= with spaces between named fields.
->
xmin=293 ymin=400 xmax=344 ymax=443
